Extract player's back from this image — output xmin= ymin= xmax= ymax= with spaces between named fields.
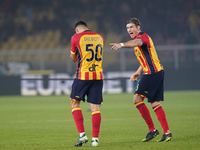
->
xmin=72 ymin=30 xmax=104 ymax=80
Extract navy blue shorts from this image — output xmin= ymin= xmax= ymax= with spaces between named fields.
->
xmin=70 ymin=79 xmax=103 ymax=104
xmin=135 ymin=70 xmax=164 ymax=102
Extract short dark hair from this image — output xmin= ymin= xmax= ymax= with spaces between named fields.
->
xmin=75 ymin=21 xmax=88 ymax=29
xmin=127 ymin=18 xmax=141 ymax=27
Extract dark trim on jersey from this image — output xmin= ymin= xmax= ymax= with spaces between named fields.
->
xmin=137 ymin=32 xmax=157 ymax=74
xmin=76 ymin=47 xmax=81 ymax=79
xmin=83 ymin=30 xmax=91 ymax=32
xmin=138 ymin=32 xmax=144 ymax=36
xmin=141 ymin=44 xmax=156 ymax=73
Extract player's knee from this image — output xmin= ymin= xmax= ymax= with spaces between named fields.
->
xmin=133 ymin=98 xmax=138 ymax=104
xmin=70 ymin=99 xmax=80 ymax=108
xmin=150 ymin=101 xmax=160 ymax=108
xmin=90 ymin=103 xmax=100 ymax=112
xmin=133 ymin=95 xmax=142 ymax=104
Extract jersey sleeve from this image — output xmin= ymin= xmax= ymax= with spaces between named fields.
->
xmin=99 ymin=34 xmax=105 ymax=45
xmin=70 ymin=35 xmax=77 ymax=54
xmin=136 ymin=36 xmax=143 ymax=45
xmin=139 ymin=34 xmax=150 ymax=46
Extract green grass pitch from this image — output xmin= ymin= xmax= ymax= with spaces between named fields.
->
xmin=0 ymin=91 xmax=200 ymax=150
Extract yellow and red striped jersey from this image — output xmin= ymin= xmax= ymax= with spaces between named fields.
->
xmin=134 ymin=32 xmax=163 ymax=75
xmin=71 ymin=30 xmax=104 ymax=80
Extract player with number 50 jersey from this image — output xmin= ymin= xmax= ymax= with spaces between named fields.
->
xmin=70 ymin=21 xmax=104 ymax=147
xmin=71 ymin=26 xmax=104 ymax=80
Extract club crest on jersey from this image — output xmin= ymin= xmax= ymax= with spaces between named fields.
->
xmin=135 ymin=48 xmax=141 ymax=57
xmin=89 ymin=64 xmax=98 ymax=72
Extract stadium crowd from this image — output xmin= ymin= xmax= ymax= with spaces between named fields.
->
xmin=0 ymin=0 xmax=200 ymax=48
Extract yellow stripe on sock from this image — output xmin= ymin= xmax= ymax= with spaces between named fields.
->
xmin=135 ymin=101 xmax=144 ymax=107
xmin=72 ymin=107 xmax=81 ymax=113
xmin=153 ymin=104 xmax=161 ymax=111
xmin=92 ymin=110 xmax=100 ymax=115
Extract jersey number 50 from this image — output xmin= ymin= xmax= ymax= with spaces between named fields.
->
xmin=86 ymin=44 xmax=102 ymax=62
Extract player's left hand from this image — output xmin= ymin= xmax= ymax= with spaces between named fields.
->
xmin=130 ymin=72 xmax=140 ymax=81
xmin=110 ymin=43 xmax=122 ymax=50
xmin=70 ymin=53 xmax=79 ymax=62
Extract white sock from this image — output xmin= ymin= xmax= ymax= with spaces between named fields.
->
xmin=80 ymin=132 xmax=85 ymax=137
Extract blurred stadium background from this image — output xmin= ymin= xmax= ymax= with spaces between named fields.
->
xmin=0 ymin=0 xmax=200 ymax=95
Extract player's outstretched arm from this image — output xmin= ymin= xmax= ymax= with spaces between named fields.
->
xmin=110 ymin=39 xmax=142 ymax=50
xmin=110 ymin=43 xmax=122 ymax=50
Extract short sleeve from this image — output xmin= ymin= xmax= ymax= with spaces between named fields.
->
xmin=139 ymin=34 xmax=149 ymax=45
xmin=136 ymin=37 xmax=144 ymax=45
xmin=71 ymin=35 xmax=77 ymax=54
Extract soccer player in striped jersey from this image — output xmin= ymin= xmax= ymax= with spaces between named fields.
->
xmin=70 ymin=21 xmax=104 ymax=147
xmin=110 ymin=18 xmax=172 ymax=142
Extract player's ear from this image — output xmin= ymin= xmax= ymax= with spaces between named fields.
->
xmin=137 ymin=25 xmax=140 ymax=31
xmin=75 ymin=28 xmax=79 ymax=34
